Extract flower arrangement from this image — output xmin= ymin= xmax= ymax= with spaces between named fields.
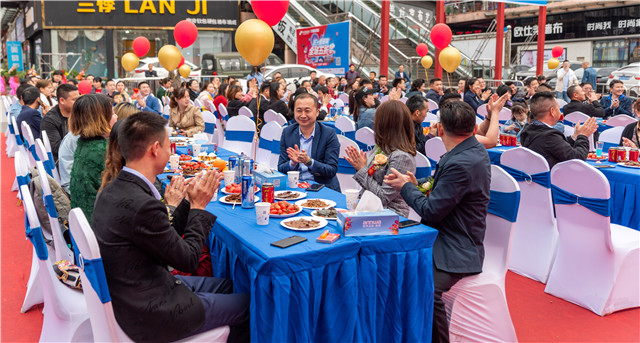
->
xmin=417 ymin=177 xmax=434 ymax=197
xmin=367 ymin=152 xmax=388 ymax=176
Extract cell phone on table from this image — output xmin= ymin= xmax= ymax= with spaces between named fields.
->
xmin=398 ymin=220 xmax=420 ymax=229
xmin=306 ymin=183 xmax=325 ymax=192
xmin=271 ymin=236 xmax=307 ymax=249
xmin=593 ymin=165 xmax=616 ymax=169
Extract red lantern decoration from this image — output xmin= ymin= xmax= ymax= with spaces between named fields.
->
xmin=552 ymin=46 xmax=564 ymax=58
xmin=78 ymin=80 xmax=92 ymax=95
xmin=132 ymin=37 xmax=150 ymax=57
xmin=178 ymin=56 xmax=185 ymax=68
xmin=430 ymin=23 xmax=453 ymax=50
xmin=252 ymin=0 xmax=290 ymax=27
xmin=174 ymin=20 xmax=198 ymax=49
xmin=416 ymin=43 xmax=429 ymax=57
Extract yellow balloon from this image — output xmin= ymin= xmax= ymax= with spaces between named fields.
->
xmin=421 ymin=56 xmax=433 ymax=69
xmin=179 ymin=64 xmax=192 ymax=78
xmin=158 ymin=45 xmax=182 ymax=71
xmin=438 ymin=47 xmax=462 ymax=73
xmin=121 ymin=52 xmax=139 ymax=72
xmin=235 ymin=19 xmax=274 ymax=66
xmin=547 ymin=58 xmax=560 ymax=69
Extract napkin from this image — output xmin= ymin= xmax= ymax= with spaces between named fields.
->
xmin=193 ymin=133 xmax=208 ymax=144
xmin=255 ymin=163 xmax=273 ymax=173
xmin=355 ymin=190 xmax=384 ymax=212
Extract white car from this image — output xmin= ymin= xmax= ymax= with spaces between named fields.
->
xmin=263 ymin=64 xmax=335 ymax=90
xmin=131 ymin=57 xmax=201 ymax=79
xmin=606 ymin=63 xmax=640 ymax=97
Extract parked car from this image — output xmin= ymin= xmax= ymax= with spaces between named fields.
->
xmin=132 ymin=57 xmax=200 ymax=79
xmin=606 ymin=63 xmax=640 ymax=97
xmin=515 ymin=61 xmax=582 ymax=81
xmin=512 ymin=64 xmax=532 ymax=73
xmin=263 ymin=64 xmax=336 ymax=90
xmin=595 ymin=67 xmax=618 ymax=93
xmin=200 ymin=52 xmax=283 ymax=78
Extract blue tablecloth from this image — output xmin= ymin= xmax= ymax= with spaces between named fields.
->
xmin=175 ymin=143 xmax=220 ymax=156
xmin=487 ymin=146 xmax=640 ymax=231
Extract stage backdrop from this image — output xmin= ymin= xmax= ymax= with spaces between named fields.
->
xmin=297 ymin=21 xmax=350 ymax=77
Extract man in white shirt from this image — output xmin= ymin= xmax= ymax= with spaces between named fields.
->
xmin=555 ymin=60 xmax=578 ymax=103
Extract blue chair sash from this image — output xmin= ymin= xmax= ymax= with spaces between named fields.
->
xmin=80 ymin=257 xmax=112 ymax=303
xmin=426 ymin=156 xmax=438 ymax=170
xmin=501 ymin=165 xmax=551 ymax=188
xmin=335 ymin=127 xmax=356 ymax=141
xmin=28 ymin=144 xmax=40 ymax=162
xmin=476 ymin=114 xmax=485 ymax=120
xmin=356 ymin=141 xmax=374 ymax=151
xmin=338 ymin=158 xmax=356 ymax=175
xmin=258 ymin=137 xmax=280 ymax=154
xmin=162 ymin=113 xmax=170 ymax=121
xmin=43 ymin=194 xmax=58 ymax=218
xmin=17 ymin=175 xmax=31 ymax=187
xmin=15 ymin=134 xmax=23 ymax=146
xmin=551 ymin=184 xmax=611 ymax=217
xmin=26 ymin=218 xmax=48 ymax=260
xmin=226 ymin=130 xmax=254 ymax=143
xmin=488 ymin=190 xmax=521 ymax=222
xmin=8 ymin=123 xmax=15 ymax=134
xmin=415 ymin=166 xmax=431 ymax=179
xmin=204 ymin=122 xmax=215 ymax=134
xmin=46 ymin=152 xmax=56 ymax=171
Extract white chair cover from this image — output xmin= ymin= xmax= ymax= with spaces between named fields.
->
xmin=218 ymin=103 xmax=230 ymax=124
xmin=223 ymin=115 xmax=256 ymax=158
xmin=545 ymin=160 xmax=640 ymax=316
xmin=564 ymin=111 xmax=595 ymax=150
xmin=425 ymin=112 xmax=439 ymax=123
xmin=443 ymin=165 xmax=519 ymax=343
xmin=424 ymin=137 xmax=446 ymax=175
xmin=264 ymin=109 xmax=287 ymax=126
xmin=40 ymin=131 xmax=62 ymax=183
xmin=68 ymin=208 xmax=231 ymax=343
xmin=599 ymin=127 xmax=624 ymax=149
xmin=193 ymin=99 xmax=202 ymax=108
xmin=20 ymin=121 xmax=38 ymax=167
xmin=427 ymin=99 xmax=439 ymax=113
xmin=162 ymin=104 xmax=171 ymax=122
xmin=498 ymin=108 xmax=512 ymax=123
xmin=477 ymin=104 xmax=488 ymax=119
xmin=556 ymin=98 xmax=568 ymax=108
xmin=399 ymin=97 xmax=408 ymax=104
xmin=257 ymin=121 xmax=283 ymax=169
xmin=239 ymin=106 xmax=254 ymax=118
xmin=606 ymin=115 xmax=637 ymax=127
xmin=330 ymin=98 xmax=345 ymax=108
xmin=414 ymin=152 xmax=431 ymax=180
xmin=379 ymin=95 xmax=389 ymax=103
xmin=501 ymin=147 xmax=558 ymax=283
xmin=338 ymin=93 xmax=349 ymax=105
xmin=335 ymin=116 xmax=357 ymax=141
xmin=355 ymin=127 xmax=375 ymax=153
xmin=563 ymin=125 xmax=574 ymax=138
xmin=336 ymin=135 xmax=362 ymax=192
xmin=201 ymin=110 xmax=217 ymax=144
xmin=5 ymin=104 xmax=17 ymax=157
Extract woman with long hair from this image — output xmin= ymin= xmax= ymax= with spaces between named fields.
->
xmin=113 ymin=102 xmax=137 ymax=121
xmin=268 ymin=81 xmax=290 ymax=120
xmin=169 ymin=88 xmax=205 ymax=136
xmin=463 ymin=77 xmax=491 ymax=112
xmin=100 ymin=120 xmax=125 ymax=190
xmin=344 ymin=100 xmax=417 ymax=217
xmin=37 ymin=79 xmax=57 ymax=109
xmin=213 ymin=83 xmax=229 ymax=114
xmin=115 ymin=81 xmax=131 ymax=102
xmin=225 ymin=84 xmax=256 ymax=118
xmin=197 ymin=81 xmax=216 ymax=105
xmin=69 ymin=94 xmax=117 ymax=221
xmin=186 ymin=79 xmax=200 ymax=102
xmin=352 ymin=87 xmax=377 ymax=130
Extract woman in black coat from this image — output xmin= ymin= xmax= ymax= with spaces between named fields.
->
xmin=268 ymin=81 xmax=291 ymax=121
xmin=619 ymin=99 xmax=640 ymax=148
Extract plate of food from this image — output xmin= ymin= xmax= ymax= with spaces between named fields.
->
xmin=181 ymin=161 xmax=207 ymax=176
xmin=587 ymin=152 xmax=608 ymax=161
xmin=280 ymin=216 xmax=328 ymax=231
xmin=269 ymin=201 xmax=303 ymax=218
xmin=220 ymin=183 xmax=260 ymax=195
xmin=295 ymin=199 xmax=337 ymax=210
xmin=218 ymin=194 xmax=260 ymax=205
xmin=274 ymin=190 xmax=307 ymax=201
xmin=310 ymin=207 xmax=345 ymax=221
xmin=179 ymin=154 xmax=194 ymax=161
xmin=198 ymin=152 xmax=217 ymax=161
xmin=618 ymin=161 xmax=640 ymax=169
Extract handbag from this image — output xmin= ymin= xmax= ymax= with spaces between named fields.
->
xmin=53 ymin=260 xmax=82 ymax=289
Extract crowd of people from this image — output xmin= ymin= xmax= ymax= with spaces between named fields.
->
xmin=8 ymin=59 xmax=639 ymax=343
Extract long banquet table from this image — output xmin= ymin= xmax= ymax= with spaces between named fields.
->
xmin=158 ymin=147 xmax=439 ymax=342
xmin=487 ymin=145 xmax=640 ymax=231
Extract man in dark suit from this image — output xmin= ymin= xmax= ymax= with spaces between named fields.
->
xmin=17 ymin=86 xmax=43 ymax=140
xmin=385 ymin=100 xmax=494 ymax=343
xmin=135 ymin=81 xmax=162 ymax=114
xmin=278 ymin=93 xmax=341 ymax=191
xmin=562 ymin=84 xmax=605 ymax=118
xmin=92 ymin=112 xmax=249 ymax=342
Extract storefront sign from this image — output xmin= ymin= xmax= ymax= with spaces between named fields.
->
xmin=391 ymin=2 xmax=434 ymax=27
xmin=520 ymin=48 xmax=566 ymax=66
xmin=273 ymin=14 xmax=297 ymax=52
xmin=7 ymin=41 xmax=24 ymax=71
xmin=297 ymin=21 xmax=350 ymax=76
xmin=42 ymin=1 xmax=238 ymax=29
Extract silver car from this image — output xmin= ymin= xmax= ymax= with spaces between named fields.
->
xmin=606 ymin=63 xmax=640 ymax=97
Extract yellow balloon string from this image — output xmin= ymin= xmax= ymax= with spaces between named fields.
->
xmin=425 ymin=68 xmax=429 ymax=85
xmin=447 ymin=72 xmax=451 ymax=91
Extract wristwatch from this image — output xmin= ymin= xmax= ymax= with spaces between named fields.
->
xmin=304 ymin=158 xmax=313 ymax=167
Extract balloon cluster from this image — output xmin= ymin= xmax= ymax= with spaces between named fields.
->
xmin=235 ymin=0 xmax=289 ymax=66
xmin=548 ymin=46 xmax=563 ymax=69
xmin=417 ymin=23 xmax=461 ymax=74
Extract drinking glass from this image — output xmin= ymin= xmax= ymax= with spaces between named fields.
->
xmin=596 ymin=141 xmax=604 ymax=163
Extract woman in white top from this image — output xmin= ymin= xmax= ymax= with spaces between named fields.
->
xmin=197 ymin=81 xmax=216 ymax=106
xmin=37 ymin=79 xmax=57 ymax=112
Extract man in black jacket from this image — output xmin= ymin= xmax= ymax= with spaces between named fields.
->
xmin=40 ymin=84 xmax=79 ymax=164
xmin=520 ymin=92 xmax=597 ymax=169
xmin=92 ymin=112 xmax=249 ymax=342
xmin=562 ymin=85 xmax=605 ymax=118
xmin=385 ymin=99 xmax=494 ymax=343
xmin=407 ymin=95 xmax=435 ymax=155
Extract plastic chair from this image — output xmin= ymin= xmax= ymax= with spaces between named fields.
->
xmin=256 ymin=121 xmax=283 ymax=169
xmin=336 ymin=135 xmax=362 ymax=192
xmin=599 ymin=126 xmax=625 ymax=150
xmin=68 ymin=209 xmax=230 ymax=343
xmin=501 ymin=147 xmax=558 ymax=283
xmin=564 ymin=112 xmax=595 ymax=150
xmin=477 ymin=104 xmax=488 ymax=119
xmin=5 ymin=107 xmax=17 ymax=157
xmin=218 ymin=103 xmax=230 ymax=124
xmin=606 ymin=115 xmax=637 ymax=127
xmin=264 ymin=109 xmax=286 ymax=126
xmin=414 ymin=152 xmax=431 ymax=180
xmin=427 ymin=99 xmax=439 ymax=113
xmin=424 ymin=137 xmax=446 ymax=175
xmin=20 ymin=120 xmax=38 ymax=167
xmin=338 ymin=93 xmax=349 ymax=106
xmin=355 ymin=127 xmax=375 ymax=153
xmin=379 ymin=95 xmax=389 ymax=103
xmin=545 ymin=160 xmax=640 ymax=316
xmin=443 ymin=165 xmax=519 ymax=343
xmin=223 ymin=115 xmax=256 ymax=157
xmin=556 ymin=99 xmax=568 ymax=108
xmin=335 ymin=116 xmax=357 ymax=141
xmin=238 ymin=106 xmax=254 ymax=119
xmin=200 ymin=110 xmax=217 ymax=144
xmin=40 ymin=131 xmax=62 ymax=183
xmin=498 ymin=108 xmax=512 ymax=124
xmin=19 ymin=187 xmax=92 ymax=342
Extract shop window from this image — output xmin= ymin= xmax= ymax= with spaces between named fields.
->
xmin=51 ymin=29 xmax=108 ymax=77
xmin=593 ymin=40 xmax=628 ymax=68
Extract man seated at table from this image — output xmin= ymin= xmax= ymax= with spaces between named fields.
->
xmin=134 ymin=81 xmax=162 ymax=114
xmin=600 ymin=80 xmax=633 ymax=118
xmin=278 ymin=93 xmax=341 ymax=191
xmin=92 ymin=112 xmax=250 ymax=342
xmin=17 ymin=86 xmax=43 ymax=140
xmin=407 ymin=95 xmax=435 ymax=155
xmin=384 ymin=98 xmax=495 ymax=343
xmin=425 ymin=78 xmax=444 ymax=105
xmin=520 ymin=92 xmax=597 ymax=168
xmin=581 ymin=82 xmax=601 ymax=105
xmin=562 ymin=85 xmax=605 ymax=118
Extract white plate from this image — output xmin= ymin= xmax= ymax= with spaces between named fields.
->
xmin=310 ymin=208 xmax=345 ymax=221
xmin=218 ymin=195 xmax=260 ymax=205
xmin=274 ymin=190 xmax=307 ymax=201
xmin=587 ymin=153 xmax=608 ymax=161
xmin=270 ymin=206 xmax=303 ymax=218
xmin=617 ymin=162 xmax=640 ymax=169
xmin=280 ymin=216 xmax=328 ymax=231
xmin=220 ymin=186 xmax=260 ymax=195
xmin=295 ymin=199 xmax=337 ymax=210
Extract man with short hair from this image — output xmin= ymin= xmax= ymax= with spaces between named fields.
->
xmin=92 ymin=111 xmax=250 ymax=342
xmin=562 ymin=85 xmax=605 ymax=118
xmin=248 ymin=81 xmax=271 ymax=129
xmin=378 ymin=75 xmax=389 ymax=95
xmin=369 ymin=71 xmax=378 ymax=88
xmin=385 ymin=98 xmax=495 ymax=343
xmin=581 ymin=61 xmax=597 ymax=89
xmin=580 ymin=82 xmax=601 ymax=105
xmin=555 ymin=60 xmax=578 ymax=103
xmin=278 ymin=93 xmax=341 ymax=191
xmin=520 ymin=92 xmax=596 ymax=168
xmin=135 ymin=81 xmax=162 ymax=114
xmin=392 ymin=77 xmax=406 ymax=96
xmin=312 ymin=75 xmax=327 ymax=92
xmin=91 ymin=76 xmax=103 ymax=94
xmin=406 ymin=95 xmax=435 ymax=154
xmin=103 ymin=79 xmax=116 ymax=99
xmin=425 ymin=78 xmax=444 ymax=104
xmin=40 ymin=84 xmax=80 ymax=163
xmin=309 ymin=70 xmax=317 ymax=84
xmin=9 ymin=84 xmax=31 ymax=121
xmin=600 ymin=79 xmax=633 ymax=118
xmin=395 ymin=64 xmax=411 ymax=83
xmin=144 ymin=64 xmax=158 ymax=78
xmin=524 ymin=77 xmax=538 ymax=101
xmin=17 ymin=87 xmax=43 ymax=140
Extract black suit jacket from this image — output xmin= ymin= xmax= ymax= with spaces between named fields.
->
xmin=400 ymin=136 xmax=491 ymax=274
xmin=92 ymin=170 xmax=215 ymax=342
xmin=562 ymin=99 xmax=605 ymax=118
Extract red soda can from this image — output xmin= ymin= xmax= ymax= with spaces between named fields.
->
xmin=499 ymin=134 xmax=505 ymax=145
xmin=617 ymin=148 xmax=627 ymax=162
xmin=608 ymin=147 xmax=617 ymax=162
xmin=630 ymin=149 xmax=639 ymax=162
xmin=170 ymin=142 xmax=176 ymax=154
xmin=261 ymin=183 xmax=275 ymax=203
xmin=509 ymin=135 xmax=517 ymax=147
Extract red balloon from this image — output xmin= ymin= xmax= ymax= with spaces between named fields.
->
xmin=78 ymin=80 xmax=92 ymax=95
xmin=252 ymin=0 xmax=290 ymax=26
xmin=416 ymin=43 xmax=429 ymax=57
xmin=178 ymin=56 xmax=185 ymax=68
xmin=430 ymin=24 xmax=453 ymax=50
xmin=132 ymin=37 xmax=150 ymax=57
xmin=174 ymin=20 xmax=198 ymax=48
xmin=552 ymin=46 xmax=563 ymax=58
